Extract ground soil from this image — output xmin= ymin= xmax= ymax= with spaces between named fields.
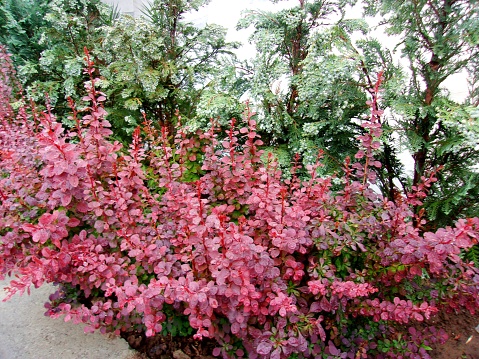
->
xmin=427 ymin=310 xmax=479 ymax=359
xmin=121 ymin=330 xmax=218 ymax=359
xmin=123 ymin=311 xmax=479 ymax=359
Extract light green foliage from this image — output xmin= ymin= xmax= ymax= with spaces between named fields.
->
xmin=365 ymin=0 xmax=479 ymax=88
xmin=237 ymin=0 xmax=398 ymax=174
xmin=22 ymin=0 xmax=114 ymax=109
xmin=189 ymin=59 xmax=249 ymax=131
xmin=363 ymin=0 xmax=479 ymax=226
xmin=464 ymin=245 xmax=479 ymax=268
xmin=99 ymin=0 xmax=240 ymax=138
xmin=1 ymin=0 xmax=238 ymax=141
xmin=421 ymin=100 xmax=479 ymax=224
xmin=466 ymin=56 xmax=479 ymax=107
xmin=0 ymin=0 xmax=49 ymax=79
xmin=437 ymin=102 xmax=479 ymax=155
xmin=298 ymin=24 xmax=398 ymax=170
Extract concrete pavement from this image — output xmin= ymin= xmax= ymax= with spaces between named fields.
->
xmin=0 ymin=278 xmax=139 ymax=359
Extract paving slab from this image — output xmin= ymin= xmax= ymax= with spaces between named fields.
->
xmin=0 ymin=278 xmax=138 ymax=359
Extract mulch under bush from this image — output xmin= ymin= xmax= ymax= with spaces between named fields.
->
xmin=121 ymin=330 xmax=217 ymax=359
xmin=122 ymin=311 xmax=479 ymax=359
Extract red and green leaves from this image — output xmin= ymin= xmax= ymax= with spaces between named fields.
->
xmin=1 ymin=48 xmax=479 ymax=359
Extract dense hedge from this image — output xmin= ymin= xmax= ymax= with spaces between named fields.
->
xmin=1 ymin=47 xmax=479 ymax=358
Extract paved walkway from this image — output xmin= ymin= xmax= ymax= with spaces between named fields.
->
xmin=0 ymin=278 xmax=138 ymax=359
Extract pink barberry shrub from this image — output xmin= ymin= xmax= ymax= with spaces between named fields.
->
xmin=1 ymin=47 xmax=479 ymax=358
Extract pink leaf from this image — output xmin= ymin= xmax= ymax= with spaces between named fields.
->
xmin=32 ymin=229 xmax=49 ymax=243
xmin=257 ymin=341 xmax=273 ymax=355
xmin=355 ymin=150 xmax=365 ymax=159
xmin=68 ymin=175 xmax=79 ymax=188
xmin=320 ymin=296 xmax=331 ymax=312
xmin=310 ymin=301 xmax=322 ymax=313
xmin=317 ymin=322 xmax=326 ymax=342
xmin=270 ymin=347 xmax=281 ymax=359
xmin=67 ymin=217 xmax=80 ymax=227
xmin=212 ymin=348 xmax=221 ymax=356
xmin=61 ymin=193 xmax=72 ymax=206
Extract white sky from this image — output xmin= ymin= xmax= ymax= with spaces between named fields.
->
xmin=184 ymin=0 xmax=300 ymax=61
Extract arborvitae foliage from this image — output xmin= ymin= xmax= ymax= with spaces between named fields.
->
xmin=364 ymin=0 xmax=479 ymax=226
xmin=237 ymin=0 xmax=400 ymax=176
xmin=1 ymin=0 xmax=239 ymax=143
xmin=2 ymin=47 xmax=479 ymax=358
xmin=99 ymin=0 xmax=239 ymax=139
xmin=16 ymin=0 xmax=116 ymax=115
xmin=0 ymin=0 xmax=49 ymax=68
xmin=464 ymin=245 xmax=479 ymax=268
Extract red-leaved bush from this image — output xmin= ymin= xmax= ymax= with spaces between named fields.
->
xmin=1 ymin=47 xmax=479 ymax=359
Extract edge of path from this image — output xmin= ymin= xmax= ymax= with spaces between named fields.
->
xmin=0 ymin=278 xmax=140 ymax=359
